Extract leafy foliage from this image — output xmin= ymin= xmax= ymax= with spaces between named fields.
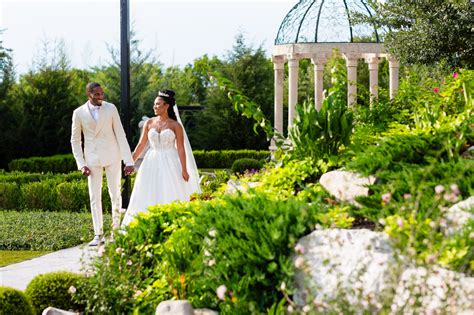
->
xmin=0 ymin=286 xmax=34 ymax=315
xmin=25 ymin=272 xmax=84 ymax=314
xmin=0 ymin=211 xmax=111 ymax=250
xmin=353 ymin=0 xmax=474 ymax=68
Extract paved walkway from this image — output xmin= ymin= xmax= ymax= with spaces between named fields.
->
xmin=0 ymin=245 xmax=97 ymax=290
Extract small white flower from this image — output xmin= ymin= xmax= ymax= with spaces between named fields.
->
xmin=295 ymin=257 xmax=305 ymax=269
xmin=146 ymin=251 xmax=153 ymax=258
xmin=396 ymin=217 xmax=404 ymax=228
xmin=302 ymin=305 xmax=311 ymax=313
xmin=115 ymin=247 xmax=124 ymax=254
xmin=378 ymin=218 xmax=386 ymax=226
xmin=97 ymin=245 xmax=106 ymax=257
xmin=280 ymin=282 xmax=286 ymax=291
xmin=450 ymin=183 xmax=460 ymax=195
xmin=403 ymin=193 xmax=412 ymax=199
xmin=439 ymin=219 xmax=447 ymax=227
xmin=294 ymin=244 xmax=305 ymax=254
xmin=435 ymin=185 xmax=445 ymax=195
xmin=381 ymin=192 xmax=391 ymax=204
xmin=216 ymin=284 xmax=227 ymax=300
xmin=207 ymin=259 xmax=216 ymax=267
xmin=204 ymin=250 xmax=211 ymax=257
xmin=443 ymin=192 xmax=458 ymax=203
xmin=133 ymin=290 xmax=143 ymax=299
xmin=208 ymin=228 xmax=217 ymax=238
xmin=287 ymin=305 xmax=294 ymax=313
xmin=68 ymin=286 xmax=76 ymax=294
xmin=127 ymin=260 xmax=133 ymax=266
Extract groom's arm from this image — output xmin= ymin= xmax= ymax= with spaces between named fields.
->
xmin=70 ymin=110 xmax=86 ymax=170
xmin=110 ymin=104 xmax=134 ymax=166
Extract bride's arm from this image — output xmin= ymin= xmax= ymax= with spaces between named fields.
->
xmin=175 ymin=123 xmax=189 ymax=181
xmin=132 ymin=119 xmax=151 ymax=162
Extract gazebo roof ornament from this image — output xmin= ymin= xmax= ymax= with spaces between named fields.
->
xmin=275 ymin=0 xmax=384 ymax=45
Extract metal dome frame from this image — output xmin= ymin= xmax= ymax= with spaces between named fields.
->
xmin=275 ymin=0 xmax=382 ymax=45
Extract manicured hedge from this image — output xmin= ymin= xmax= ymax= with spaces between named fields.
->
xmin=8 ymin=154 xmax=77 ymax=174
xmin=25 ymin=272 xmax=85 ymax=314
xmin=8 ymin=151 xmax=270 ymax=173
xmin=0 ymin=286 xmax=34 ymax=315
xmin=0 ymin=178 xmax=109 ymax=212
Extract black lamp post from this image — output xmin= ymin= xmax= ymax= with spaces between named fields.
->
xmin=120 ymin=0 xmax=131 ymax=207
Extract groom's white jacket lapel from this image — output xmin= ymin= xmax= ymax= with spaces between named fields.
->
xmin=71 ymin=101 xmax=133 ymax=170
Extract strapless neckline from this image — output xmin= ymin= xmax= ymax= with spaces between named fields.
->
xmin=150 ymin=128 xmax=175 ymax=136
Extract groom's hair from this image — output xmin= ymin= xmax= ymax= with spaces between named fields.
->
xmin=86 ymin=82 xmax=101 ymax=93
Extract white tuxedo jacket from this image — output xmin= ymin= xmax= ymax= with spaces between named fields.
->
xmin=71 ymin=101 xmax=133 ymax=170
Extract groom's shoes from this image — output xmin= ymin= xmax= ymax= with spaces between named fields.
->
xmin=88 ymin=235 xmax=104 ymax=247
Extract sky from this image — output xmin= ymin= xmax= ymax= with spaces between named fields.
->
xmin=0 ymin=0 xmax=296 ymax=74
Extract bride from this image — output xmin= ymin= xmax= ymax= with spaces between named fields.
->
xmin=121 ymin=89 xmax=201 ymax=227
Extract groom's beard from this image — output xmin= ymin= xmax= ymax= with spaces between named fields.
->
xmin=91 ymin=100 xmax=103 ymax=106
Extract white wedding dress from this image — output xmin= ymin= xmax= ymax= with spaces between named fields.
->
xmin=121 ymin=128 xmax=198 ymax=227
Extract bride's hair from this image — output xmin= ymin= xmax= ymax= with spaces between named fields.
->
xmin=158 ymin=89 xmax=177 ymax=121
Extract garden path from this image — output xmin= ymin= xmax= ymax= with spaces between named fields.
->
xmin=0 ymin=245 xmax=96 ymax=290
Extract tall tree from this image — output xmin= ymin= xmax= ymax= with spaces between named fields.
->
xmin=10 ymin=40 xmax=88 ymax=159
xmin=189 ymin=34 xmax=274 ymax=150
xmin=0 ymin=31 xmax=19 ymax=168
xmin=354 ymin=0 xmax=474 ymax=68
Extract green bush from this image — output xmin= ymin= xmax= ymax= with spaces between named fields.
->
xmin=0 ymin=286 xmax=34 ymax=315
xmin=0 ymin=211 xmax=111 ymax=250
xmin=8 ymin=155 xmax=77 ymax=174
xmin=0 ymin=171 xmax=111 ymax=212
xmin=21 ymin=179 xmax=59 ymax=210
xmin=75 ymin=188 xmax=332 ymax=314
xmin=25 ymin=272 xmax=84 ymax=314
xmin=0 ymin=182 xmax=21 ymax=210
xmin=231 ymin=158 xmax=263 ymax=174
xmin=8 ymin=151 xmax=270 ymax=173
xmin=56 ymin=181 xmax=89 ymax=212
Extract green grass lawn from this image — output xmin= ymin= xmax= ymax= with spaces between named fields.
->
xmin=0 ymin=250 xmax=50 ymax=267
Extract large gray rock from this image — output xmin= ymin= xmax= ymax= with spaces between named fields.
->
xmin=391 ymin=266 xmax=474 ymax=314
xmin=294 ymin=229 xmax=474 ymax=313
xmin=444 ymin=196 xmax=474 ymax=235
xmin=156 ymin=300 xmax=194 ymax=315
xmin=294 ymin=229 xmax=402 ymax=311
xmin=42 ymin=307 xmax=79 ymax=315
xmin=319 ymin=170 xmax=376 ymax=206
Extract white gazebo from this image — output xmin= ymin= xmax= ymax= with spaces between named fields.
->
xmin=271 ymin=0 xmax=399 ymax=147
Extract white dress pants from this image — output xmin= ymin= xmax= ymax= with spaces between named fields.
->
xmin=87 ymin=160 xmax=122 ymax=235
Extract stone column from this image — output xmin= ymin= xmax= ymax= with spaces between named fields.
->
xmin=270 ymin=56 xmax=285 ymax=150
xmin=344 ymin=54 xmax=359 ymax=106
xmin=388 ymin=56 xmax=400 ymax=99
xmin=288 ymin=56 xmax=299 ymax=127
xmin=311 ymin=56 xmax=326 ymax=111
xmin=367 ymin=56 xmax=379 ymax=101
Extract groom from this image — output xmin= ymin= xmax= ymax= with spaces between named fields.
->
xmin=71 ymin=82 xmax=134 ymax=246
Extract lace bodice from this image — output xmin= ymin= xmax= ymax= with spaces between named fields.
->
xmin=148 ymin=128 xmax=176 ymax=151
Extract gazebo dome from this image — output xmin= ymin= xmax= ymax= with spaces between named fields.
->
xmin=275 ymin=0 xmax=383 ymax=45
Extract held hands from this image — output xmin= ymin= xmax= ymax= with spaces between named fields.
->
xmin=182 ymin=170 xmax=189 ymax=182
xmin=81 ymin=166 xmax=91 ymax=177
xmin=124 ymin=165 xmax=135 ymax=176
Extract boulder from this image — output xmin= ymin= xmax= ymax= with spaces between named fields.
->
xmin=294 ymin=229 xmax=474 ymax=313
xmin=444 ymin=196 xmax=474 ymax=235
xmin=319 ymin=170 xmax=376 ymax=206
xmin=156 ymin=300 xmax=194 ymax=315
